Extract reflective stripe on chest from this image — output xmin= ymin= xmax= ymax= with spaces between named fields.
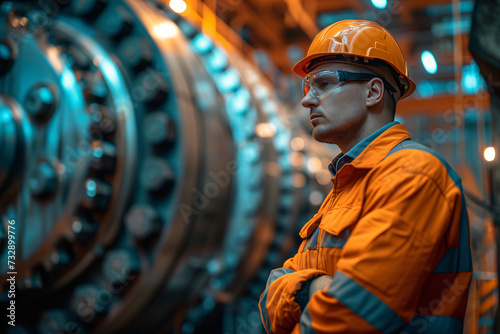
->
xmin=302 ymin=226 xmax=351 ymax=252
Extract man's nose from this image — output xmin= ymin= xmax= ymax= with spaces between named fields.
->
xmin=301 ymin=90 xmax=319 ymax=108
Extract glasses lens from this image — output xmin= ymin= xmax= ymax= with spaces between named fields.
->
xmin=302 ymin=70 xmax=341 ymax=97
xmin=311 ymin=71 xmax=340 ymax=96
xmin=302 ymin=75 xmax=311 ymax=96
xmin=303 ymin=84 xmax=310 ymax=96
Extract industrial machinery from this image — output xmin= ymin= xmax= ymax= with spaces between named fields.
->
xmin=0 ymin=1 xmax=332 ymax=333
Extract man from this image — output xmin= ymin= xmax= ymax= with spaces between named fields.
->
xmin=259 ymin=20 xmax=472 ymax=333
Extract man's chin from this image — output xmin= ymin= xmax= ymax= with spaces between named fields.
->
xmin=312 ymin=129 xmax=335 ymax=144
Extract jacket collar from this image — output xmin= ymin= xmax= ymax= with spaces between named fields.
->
xmin=329 ymin=121 xmax=411 ymax=176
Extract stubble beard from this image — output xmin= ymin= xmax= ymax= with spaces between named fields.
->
xmin=312 ymin=116 xmax=366 ymax=147
xmin=312 ymin=123 xmax=353 ymax=145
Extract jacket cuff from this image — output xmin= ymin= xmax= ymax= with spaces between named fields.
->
xmin=273 ymin=269 xmax=327 ymax=333
xmin=295 ymin=279 xmax=312 ymax=312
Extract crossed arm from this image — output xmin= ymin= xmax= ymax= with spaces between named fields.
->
xmin=259 ymin=164 xmax=461 ymax=333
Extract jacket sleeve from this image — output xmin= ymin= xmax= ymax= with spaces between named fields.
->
xmin=296 ymin=159 xmax=462 ymax=333
xmin=259 ymin=251 xmax=327 ymax=334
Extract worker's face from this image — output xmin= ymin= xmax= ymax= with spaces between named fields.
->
xmin=301 ymin=62 xmax=368 ymax=145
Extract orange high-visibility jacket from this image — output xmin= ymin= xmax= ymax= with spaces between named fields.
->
xmin=259 ymin=122 xmax=472 ymax=334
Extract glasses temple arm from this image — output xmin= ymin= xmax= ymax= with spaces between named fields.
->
xmin=340 ymin=71 xmax=397 ymax=94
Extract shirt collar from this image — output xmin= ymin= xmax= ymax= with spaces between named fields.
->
xmin=328 ymin=121 xmax=401 ymax=177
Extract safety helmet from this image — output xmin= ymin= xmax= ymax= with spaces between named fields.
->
xmin=293 ymin=20 xmax=416 ymax=99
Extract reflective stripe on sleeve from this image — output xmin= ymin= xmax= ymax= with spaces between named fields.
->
xmin=401 ymin=316 xmax=463 ymax=333
xmin=326 ymin=271 xmax=405 ymax=333
xmin=259 ymin=268 xmax=295 ymax=333
xmin=299 ymin=306 xmax=319 ymax=334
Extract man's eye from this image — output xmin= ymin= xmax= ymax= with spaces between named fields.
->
xmin=317 ymin=80 xmax=333 ymax=89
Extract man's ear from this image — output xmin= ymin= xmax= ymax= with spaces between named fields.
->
xmin=366 ymin=77 xmax=384 ymax=107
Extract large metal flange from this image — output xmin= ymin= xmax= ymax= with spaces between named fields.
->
xmin=0 ymin=0 xmax=233 ymax=332
xmin=0 ymin=2 xmax=335 ymax=334
xmin=97 ymin=2 xmax=234 ymax=333
xmin=0 ymin=2 xmax=137 ymax=308
xmin=172 ymin=13 xmax=299 ymax=330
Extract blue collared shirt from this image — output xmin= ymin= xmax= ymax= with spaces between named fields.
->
xmin=328 ymin=121 xmax=400 ymax=177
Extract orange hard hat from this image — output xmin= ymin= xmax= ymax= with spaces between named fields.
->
xmin=293 ymin=20 xmax=416 ymax=99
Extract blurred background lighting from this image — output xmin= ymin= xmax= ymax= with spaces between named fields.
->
xmin=309 ymin=190 xmax=325 ymax=206
xmin=192 ymin=34 xmax=214 ymax=54
xmin=292 ymin=173 xmax=306 ymax=188
xmin=216 ymin=68 xmax=241 ymax=92
xmin=371 ymin=0 xmax=387 ymax=9
xmin=86 ymin=180 xmax=97 ymax=197
xmin=484 ymin=147 xmax=496 ymax=162
xmin=255 ymin=122 xmax=277 ymax=138
xmin=207 ymin=47 xmax=228 ymax=73
xmin=417 ymin=80 xmax=434 ymax=98
xmin=462 ymin=62 xmax=483 ymax=94
xmin=169 ymin=0 xmax=187 ymax=13
xmin=315 ymin=169 xmax=332 ymax=185
xmin=242 ymin=143 xmax=260 ymax=163
xmin=153 ymin=22 xmax=178 ymax=38
xmin=307 ymin=156 xmax=322 ymax=173
xmin=291 ymin=137 xmax=305 ymax=151
xmin=265 ymin=161 xmax=282 ymax=178
xmin=289 ymin=151 xmax=306 ymax=168
xmin=421 ymin=50 xmax=438 ymax=74
xmin=227 ymin=88 xmax=251 ymax=115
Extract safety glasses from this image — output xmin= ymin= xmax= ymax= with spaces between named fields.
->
xmin=302 ymin=69 xmax=381 ymax=98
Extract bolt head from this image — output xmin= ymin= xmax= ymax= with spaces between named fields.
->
xmin=29 ymin=162 xmax=57 ymax=198
xmin=50 ymin=241 xmax=74 ymax=273
xmin=125 ymin=204 xmax=161 ymax=240
xmin=81 ymin=178 xmax=112 ymax=211
xmin=140 ymin=158 xmax=175 ymax=197
xmin=90 ymin=141 xmax=117 ymax=173
xmin=71 ymin=284 xmax=111 ymax=322
xmin=101 ymin=249 xmax=140 ymax=289
xmin=24 ymin=84 xmax=57 ymax=123
xmin=132 ymin=71 xmax=169 ymax=106
xmin=144 ymin=112 xmax=176 ymax=150
xmin=118 ymin=37 xmax=153 ymax=71
xmin=97 ymin=6 xmax=133 ymax=40
xmin=0 ymin=39 xmax=15 ymax=76
xmin=71 ymin=217 xmax=97 ymax=242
